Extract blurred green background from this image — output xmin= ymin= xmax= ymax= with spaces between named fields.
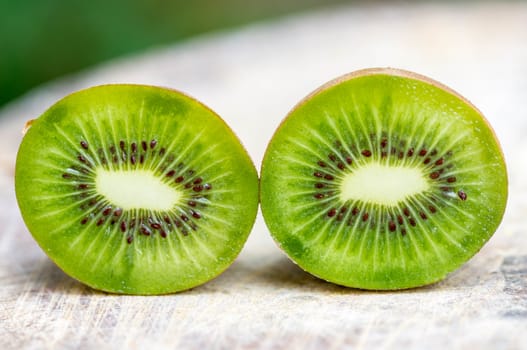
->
xmin=0 ymin=0 xmax=349 ymax=108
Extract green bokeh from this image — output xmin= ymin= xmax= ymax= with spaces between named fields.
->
xmin=0 ymin=0 xmax=344 ymax=108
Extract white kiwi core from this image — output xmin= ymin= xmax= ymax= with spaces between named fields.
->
xmin=96 ymin=169 xmax=181 ymax=210
xmin=339 ymin=163 xmax=429 ymax=206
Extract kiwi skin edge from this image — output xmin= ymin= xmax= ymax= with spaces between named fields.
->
xmin=260 ymin=67 xmax=508 ymax=290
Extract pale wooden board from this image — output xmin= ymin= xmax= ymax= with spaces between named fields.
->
xmin=1 ymin=2 xmax=527 ymax=349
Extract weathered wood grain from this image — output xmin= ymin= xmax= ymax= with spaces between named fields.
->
xmin=1 ymin=2 xmax=527 ymax=349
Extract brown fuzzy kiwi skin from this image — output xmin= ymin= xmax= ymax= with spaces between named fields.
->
xmin=260 ymin=67 xmax=508 ymax=290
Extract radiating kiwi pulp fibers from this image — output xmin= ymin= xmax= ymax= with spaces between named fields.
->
xmin=260 ymin=68 xmax=507 ymax=290
xmin=15 ymin=85 xmax=259 ymax=294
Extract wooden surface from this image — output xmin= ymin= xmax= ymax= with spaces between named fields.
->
xmin=1 ymin=2 xmax=527 ymax=349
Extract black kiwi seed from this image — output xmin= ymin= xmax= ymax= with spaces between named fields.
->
xmin=361 ymin=150 xmax=372 ymax=157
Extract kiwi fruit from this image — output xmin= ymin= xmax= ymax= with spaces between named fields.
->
xmin=260 ymin=68 xmax=507 ymax=290
xmin=15 ymin=84 xmax=258 ymax=295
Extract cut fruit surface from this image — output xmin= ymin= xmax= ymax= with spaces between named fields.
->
xmin=15 ymin=84 xmax=259 ymax=295
xmin=95 ymin=169 xmax=182 ymax=210
xmin=339 ymin=163 xmax=429 ymax=205
xmin=260 ymin=68 xmax=508 ymax=290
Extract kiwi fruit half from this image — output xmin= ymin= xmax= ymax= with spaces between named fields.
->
xmin=15 ymin=84 xmax=258 ymax=294
xmin=260 ymin=68 xmax=507 ymax=290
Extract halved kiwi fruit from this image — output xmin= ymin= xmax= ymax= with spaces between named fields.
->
xmin=15 ymin=84 xmax=258 ymax=295
xmin=260 ymin=68 xmax=507 ymax=290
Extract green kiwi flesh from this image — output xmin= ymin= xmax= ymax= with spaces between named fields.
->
xmin=15 ymin=84 xmax=259 ymax=294
xmin=260 ymin=68 xmax=508 ymax=290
